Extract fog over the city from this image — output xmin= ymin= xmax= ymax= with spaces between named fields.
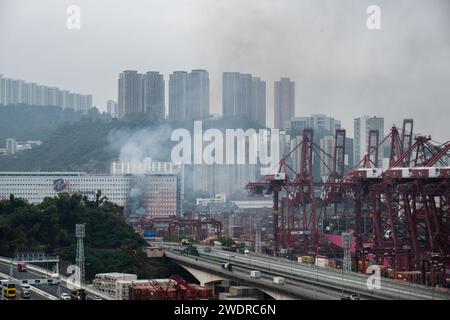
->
xmin=0 ymin=0 xmax=449 ymax=140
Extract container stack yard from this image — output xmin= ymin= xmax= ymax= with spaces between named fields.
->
xmin=129 ymin=282 xmax=213 ymax=300
xmin=212 ymin=281 xmax=265 ymax=300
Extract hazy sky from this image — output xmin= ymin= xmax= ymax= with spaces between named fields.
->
xmin=1 ymin=0 xmax=449 ymax=140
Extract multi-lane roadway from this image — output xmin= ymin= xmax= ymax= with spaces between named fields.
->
xmin=164 ymin=243 xmax=450 ymax=300
xmin=0 ymin=258 xmax=110 ymax=300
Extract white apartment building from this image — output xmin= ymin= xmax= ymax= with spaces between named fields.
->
xmin=111 ymin=158 xmax=183 ymax=214
xmin=5 ymin=138 xmax=17 ymax=156
xmin=92 ymin=273 xmax=171 ymax=300
xmin=319 ymin=135 xmax=335 ymax=179
xmin=290 ymin=114 xmax=342 ymax=134
xmin=0 ymin=172 xmax=180 ymax=217
xmin=106 ymin=100 xmax=118 ymax=118
xmin=111 ymin=157 xmax=182 ymax=175
xmin=0 ymin=74 xmax=93 ymax=112
xmin=354 ymin=116 xmax=384 ymax=167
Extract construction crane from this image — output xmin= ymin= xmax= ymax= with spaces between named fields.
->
xmin=121 ymin=245 xmax=200 ymax=299
xmin=120 ymin=245 xmax=172 ymax=299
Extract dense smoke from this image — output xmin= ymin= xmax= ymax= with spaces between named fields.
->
xmin=107 ymin=124 xmax=174 ymax=163
xmin=107 ymin=124 xmax=174 ymax=216
xmin=127 ymin=176 xmax=148 ymax=216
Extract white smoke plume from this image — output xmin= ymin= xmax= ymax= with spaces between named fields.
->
xmin=106 ymin=124 xmax=175 ymax=216
xmin=107 ymin=124 xmax=174 ymax=163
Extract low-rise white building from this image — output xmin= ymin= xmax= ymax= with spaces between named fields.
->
xmin=93 ymin=273 xmax=137 ymax=298
xmin=92 ymin=273 xmax=172 ymax=300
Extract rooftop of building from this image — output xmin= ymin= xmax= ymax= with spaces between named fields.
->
xmin=230 ymin=200 xmax=273 ymax=209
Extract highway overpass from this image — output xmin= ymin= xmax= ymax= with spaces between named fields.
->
xmin=163 ymin=245 xmax=450 ymax=300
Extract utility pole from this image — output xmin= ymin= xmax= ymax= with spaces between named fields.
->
xmin=255 ymin=219 xmax=262 ymax=254
xmin=76 ymin=223 xmax=86 ymax=286
xmin=56 ymin=259 xmax=61 ymax=297
xmin=228 ymin=211 xmax=233 ymax=239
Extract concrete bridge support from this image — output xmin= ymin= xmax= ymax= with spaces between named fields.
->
xmin=177 ymin=263 xmax=298 ymax=300
xmin=181 ymin=264 xmax=227 ymax=286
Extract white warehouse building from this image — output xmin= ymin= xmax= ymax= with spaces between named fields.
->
xmin=0 ymin=172 xmax=180 ymax=217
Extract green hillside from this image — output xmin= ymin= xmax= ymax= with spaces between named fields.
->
xmin=0 ymin=193 xmax=193 ymax=281
xmin=0 ymin=109 xmax=263 ymax=172
xmin=0 ymin=104 xmax=87 ymax=142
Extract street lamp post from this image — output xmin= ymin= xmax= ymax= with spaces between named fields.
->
xmin=290 ymin=259 xmax=293 ymax=281
xmin=316 ymin=264 xmax=319 ymax=282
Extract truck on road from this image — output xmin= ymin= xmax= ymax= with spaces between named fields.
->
xmin=250 ymin=270 xmax=261 ymax=278
xmin=70 ymin=288 xmax=87 ymax=300
xmin=203 ymin=246 xmax=211 ymax=253
xmin=221 ymin=262 xmax=233 ymax=271
xmin=273 ymin=276 xmax=285 ymax=285
xmin=17 ymin=263 xmax=27 ymax=272
xmin=48 ymin=273 xmax=61 ymax=285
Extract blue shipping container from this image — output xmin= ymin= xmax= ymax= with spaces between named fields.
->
xmin=144 ymin=230 xmax=157 ymax=237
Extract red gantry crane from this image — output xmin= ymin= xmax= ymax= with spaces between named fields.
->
xmin=246 ymin=119 xmax=450 ymax=287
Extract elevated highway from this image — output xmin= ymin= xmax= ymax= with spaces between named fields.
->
xmin=0 ymin=257 xmax=112 ymax=300
xmin=164 ymin=244 xmax=450 ymax=300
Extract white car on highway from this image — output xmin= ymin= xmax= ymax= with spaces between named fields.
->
xmin=60 ymin=292 xmax=71 ymax=300
xmin=21 ymin=284 xmax=31 ymax=290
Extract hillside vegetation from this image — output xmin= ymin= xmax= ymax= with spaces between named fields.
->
xmin=0 ymin=194 xmax=193 ymax=281
xmin=0 ymin=104 xmax=87 ymax=142
xmin=0 ymin=108 xmax=263 ymax=172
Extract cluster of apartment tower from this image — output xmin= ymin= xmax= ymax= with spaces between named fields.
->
xmin=115 ymin=70 xmax=295 ymax=129
xmin=0 ymin=74 xmax=93 ymax=113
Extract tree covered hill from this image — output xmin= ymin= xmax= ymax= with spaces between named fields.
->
xmin=0 ymin=104 xmax=88 ymax=142
xmin=0 ymin=117 xmax=119 ymax=172
xmin=0 ymin=109 xmax=263 ymax=172
xmin=0 ymin=194 xmax=193 ymax=281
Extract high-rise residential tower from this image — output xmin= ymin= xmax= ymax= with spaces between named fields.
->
xmin=169 ymin=71 xmax=188 ymax=121
xmin=169 ymin=69 xmax=210 ymax=121
xmin=118 ymin=70 xmax=165 ymax=120
xmin=143 ymin=71 xmax=165 ymax=120
xmin=187 ymin=69 xmax=209 ymax=120
xmin=118 ymin=70 xmax=143 ymax=118
xmin=222 ymin=72 xmax=266 ymax=126
xmin=106 ymin=100 xmax=118 ymax=118
xmin=354 ymin=115 xmax=385 ymax=166
xmin=274 ymin=77 xmax=295 ymax=130
xmin=252 ymin=77 xmax=266 ymax=127
xmin=0 ymin=74 xmax=3 ymax=105
xmin=222 ymin=72 xmax=241 ymax=117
